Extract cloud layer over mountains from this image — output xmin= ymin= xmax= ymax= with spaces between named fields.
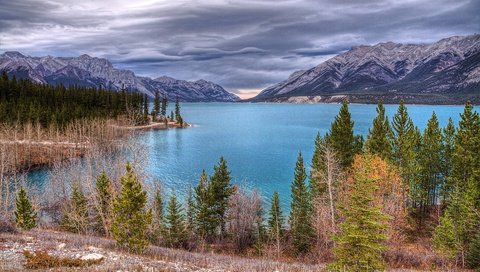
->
xmin=1 ymin=0 xmax=478 ymax=96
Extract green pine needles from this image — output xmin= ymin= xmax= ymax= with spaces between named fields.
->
xmin=365 ymin=100 xmax=392 ymax=160
xmin=15 ymin=186 xmax=37 ymax=230
xmin=289 ymin=152 xmax=314 ymax=255
xmin=111 ymin=162 xmax=152 ymax=253
xmin=62 ymin=182 xmax=89 ymax=234
xmin=164 ymin=192 xmax=188 ymax=248
xmin=331 ymin=155 xmax=389 ymax=272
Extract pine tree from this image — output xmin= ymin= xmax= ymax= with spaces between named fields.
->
xmin=289 ymin=152 xmax=314 ymax=254
xmin=164 ymin=192 xmax=188 ymax=248
xmin=433 ymin=209 xmax=461 ymax=259
xmin=186 ymin=186 xmax=195 ymax=232
xmin=175 ymin=96 xmax=181 ymax=122
xmin=14 ymin=187 xmax=37 ymax=230
xmin=111 ymin=163 xmax=152 ymax=253
xmin=149 ymin=187 xmax=164 ymax=242
xmin=152 ymin=188 xmax=164 ymax=229
xmin=210 ymin=156 xmax=235 ymax=236
xmin=434 ymin=179 xmax=478 ymax=266
xmin=331 ymin=155 xmax=389 ymax=271
xmin=62 ymin=182 xmax=89 ymax=234
xmin=365 ymin=100 xmax=392 ymax=160
xmin=442 ymin=118 xmax=456 ymax=201
xmin=415 ymin=112 xmax=443 ymax=223
xmin=467 ymin=231 xmax=480 ymax=270
xmin=193 ymin=170 xmax=216 ymax=239
xmin=95 ymin=171 xmax=113 ymax=236
xmin=143 ymin=94 xmax=149 ymax=124
xmin=152 ymin=91 xmax=160 ymax=121
xmin=268 ymin=191 xmax=284 ymax=258
xmin=391 ymin=100 xmax=415 ymax=169
xmin=170 ymin=110 xmax=174 ymax=120
xmin=390 ymin=101 xmax=423 ymax=210
xmin=451 ymin=102 xmax=480 ymax=204
xmin=326 ymin=99 xmax=356 ymax=168
xmin=161 ymin=95 xmax=168 ymax=116
xmin=310 ymin=133 xmax=327 ymax=197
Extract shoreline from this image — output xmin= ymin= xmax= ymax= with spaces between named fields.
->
xmin=1 ymin=119 xmax=192 ymax=175
xmin=109 ymin=121 xmax=192 ymax=130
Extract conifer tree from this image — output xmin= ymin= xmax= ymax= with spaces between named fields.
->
xmin=193 ymin=170 xmax=216 ymax=239
xmin=415 ymin=112 xmax=443 ymax=222
xmin=143 ymin=94 xmax=149 ymax=123
xmin=175 ymin=96 xmax=181 ymax=122
xmin=310 ymin=133 xmax=327 ymax=197
xmin=149 ymin=187 xmax=164 ymax=242
xmin=289 ymin=152 xmax=314 ymax=254
xmin=434 ymin=179 xmax=478 ymax=266
xmin=391 ymin=100 xmax=415 ymax=169
xmin=152 ymin=91 xmax=160 ymax=121
xmin=365 ymin=100 xmax=392 ymax=160
xmin=62 ymin=182 xmax=89 ymax=234
xmin=331 ymin=155 xmax=389 ymax=271
xmin=390 ymin=101 xmax=422 ymax=208
xmin=186 ymin=186 xmax=195 ymax=232
xmin=268 ymin=191 xmax=284 ymax=258
xmin=152 ymin=188 xmax=164 ymax=230
xmin=451 ymin=102 xmax=480 ymax=199
xmin=14 ymin=187 xmax=37 ymax=230
xmin=441 ymin=118 xmax=456 ymax=201
xmin=161 ymin=95 xmax=168 ymax=116
xmin=164 ymin=192 xmax=188 ymax=248
xmin=111 ymin=163 xmax=152 ymax=253
xmin=210 ymin=156 xmax=235 ymax=236
xmin=467 ymin=231 xmax=480 ymax=270
xmin=170 ymin=110 xmax=174 ymax=120
xmin=326 ymin=99 xmax=356 ymax=168
xmin=95 ymin=171 xmax=113 ymax=236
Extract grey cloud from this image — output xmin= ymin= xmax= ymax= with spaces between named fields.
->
xmin=0 ymin=0 xmax=479 ymax=93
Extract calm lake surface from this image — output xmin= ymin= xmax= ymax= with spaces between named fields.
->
xmin=30 ymin=103 xmax=473 ymax=209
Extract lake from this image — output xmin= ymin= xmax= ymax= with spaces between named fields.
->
xmin=30 ymin=103 xmax=472 ymax=209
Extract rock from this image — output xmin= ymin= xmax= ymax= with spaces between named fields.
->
xmin=57 ymin=243 xmax=66 ymax=249
xmin=0 ymin=52 xmax=240 ymax=102
xmin=250 ymin=34 xmax=480 ymax=104
xmin=80 ymin=253 xmax=104 ymax=261
xmin=87 ymin=246 xmax=101 ymax=251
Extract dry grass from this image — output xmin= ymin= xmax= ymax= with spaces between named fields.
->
xmin=23 ymin=229 xmax=325 ymax=272
xmin=384 ymin=239 xmax=455 ymax=271
xmin=23 ymin=250 xmax=103 ymax=269
xmin=0 ymin=118 xmax=131 ymax=174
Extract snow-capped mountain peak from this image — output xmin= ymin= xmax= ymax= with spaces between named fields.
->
xmin=252 ymin=34 xmax=480 ymax=104
xmin=0 ymin=52 xmax=240 ymax=102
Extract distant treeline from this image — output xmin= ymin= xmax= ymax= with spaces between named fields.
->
xmin=0 ymin=71 xmax=145 ymax=127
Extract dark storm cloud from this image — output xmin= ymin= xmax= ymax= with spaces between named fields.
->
xmin=0 ymin=0 xmax=479 ymax=96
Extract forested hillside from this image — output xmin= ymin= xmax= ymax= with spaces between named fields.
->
xmin=0 ymin=71 xmax=144 ymax=127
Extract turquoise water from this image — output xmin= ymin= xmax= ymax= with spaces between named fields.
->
xmin=30 ymin=103 xmax=471 ymax=208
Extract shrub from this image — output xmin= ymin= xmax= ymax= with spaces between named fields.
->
xmin=23 ymin=251 xmax=103 ymax=269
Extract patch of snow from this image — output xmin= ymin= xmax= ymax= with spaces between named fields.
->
xmin=80 ymin=253 xmax=104 ymax=261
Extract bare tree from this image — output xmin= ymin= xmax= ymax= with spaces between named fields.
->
xmin=227 ymin=188 xmax=263 ymax=252
xmin=311 ymin=143 xmax=343 ymax=260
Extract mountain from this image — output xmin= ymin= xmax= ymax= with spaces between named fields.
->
xmin=0 ymin=52 xmax=240 ymax=102
xmin=251 ymin=34 xmax=480 ymax=104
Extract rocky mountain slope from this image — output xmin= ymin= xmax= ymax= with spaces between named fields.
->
xmin=0 ymin=52 xmax=240 ymax=102
xmin=251 ymin=34 xmax=480 ymax=104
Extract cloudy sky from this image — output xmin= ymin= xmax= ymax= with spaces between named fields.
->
xmin=1 ymin=0 xmax=479 ymax=98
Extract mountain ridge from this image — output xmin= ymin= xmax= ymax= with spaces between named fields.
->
xmin=0 ymin=52 xmax=240 ymax=102
xmin=250 ymin=34 xmax=480 ymax=104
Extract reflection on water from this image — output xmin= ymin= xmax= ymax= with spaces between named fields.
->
xmin=29 ymin=103 xmax=473 ymax=210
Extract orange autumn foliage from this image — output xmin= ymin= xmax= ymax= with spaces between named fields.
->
xmin=340 ymin=154 xmax=408 ymax=245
